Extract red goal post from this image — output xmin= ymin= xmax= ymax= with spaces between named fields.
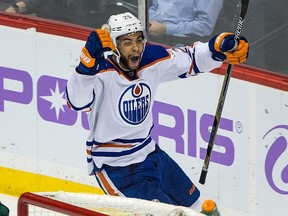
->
xmin=18 ymin=192 xmax=107 ymax=216
xmin=17 ymin=191 xmax=203 ymax=216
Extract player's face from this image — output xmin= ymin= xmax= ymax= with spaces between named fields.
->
xmin=117 ymin=32 xmax=145 ymax=71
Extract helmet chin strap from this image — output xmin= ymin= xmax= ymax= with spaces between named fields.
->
xmin=111 ymin=48 xmax=126 ymax=71
xmin=112 ymin=42 xmax=147 ymax=72
xmin=103 ymin=50 xmax=114 ymax=59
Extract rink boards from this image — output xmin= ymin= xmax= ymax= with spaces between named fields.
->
xmin=0 ymin=13 xmax=287 ymax=216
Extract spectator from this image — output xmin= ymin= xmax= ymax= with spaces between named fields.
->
xmin=0 ymin=0 xmax=15 ymax=12
xmin=33 ymin=0 xmax=76 ymax=23
xmin=148 ymin=0 xmax=223 ymax=46
xmin=2 ymin=0 xmax=82 ymax=25
xmin=1 ymin=0 xmax=44 ymax=14
xmin=1 ymin=0 xmax=139 ymax=30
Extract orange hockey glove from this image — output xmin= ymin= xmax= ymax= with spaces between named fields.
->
xmin=77 ymin=29 xmax=115 ymax=75
xmin=209 ymin=32 xmax=249 ymax=65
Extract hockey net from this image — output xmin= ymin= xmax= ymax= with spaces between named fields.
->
xmin=18 ymin=191 xmax=204 ymax=216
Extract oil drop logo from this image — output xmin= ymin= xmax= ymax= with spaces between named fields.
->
xmin=119 ymin=83 xmax=151 ymax=125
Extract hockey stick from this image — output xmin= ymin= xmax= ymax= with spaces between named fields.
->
xmin=199 ymin=0 xmax=250 ymax=185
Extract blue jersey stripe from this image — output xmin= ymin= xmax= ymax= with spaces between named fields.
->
xmin=66 ymin=87 xmax=95 ymax=111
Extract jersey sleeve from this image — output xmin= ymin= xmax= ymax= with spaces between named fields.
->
xmin=192 ymin=41 xmax=223 ymax=73
xmin=140 ymin=43 xmax=223 ymax=83
xmin=66 ymin=70 xmax=101 ymax=112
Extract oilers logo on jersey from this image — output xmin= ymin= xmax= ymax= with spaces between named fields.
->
xmin=119 ymin=83 xmax=151 ymax=125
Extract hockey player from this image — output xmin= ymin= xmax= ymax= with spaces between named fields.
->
xmin=66 ymin=12 xmax=248 ymax=208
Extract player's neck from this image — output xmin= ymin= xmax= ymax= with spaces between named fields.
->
xmin=112 ymin=55 xmax=137 ymax=80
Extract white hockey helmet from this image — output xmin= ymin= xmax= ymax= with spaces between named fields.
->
xmin=106 ymin=12 xmax=147 ymax=46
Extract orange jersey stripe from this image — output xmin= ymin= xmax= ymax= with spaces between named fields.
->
xmin=138 ymin=51 xmax=172 ymax=72
xmin=97 ymin=171 xmax=118 ymax=196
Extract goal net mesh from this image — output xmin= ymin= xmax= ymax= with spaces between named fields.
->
xmin=18 ymin=191 xmax=204 ymax=216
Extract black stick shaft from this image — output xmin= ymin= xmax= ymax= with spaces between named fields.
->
xmin=199 ymin=0 xmax=249 ymax=185
xmin=199 ymin=64 xmax=233 ymax=184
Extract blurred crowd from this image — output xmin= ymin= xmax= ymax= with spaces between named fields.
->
xmin=0 ymin=0 xmax=137 ymax=26
xmin=1 ymin=0 xmax=287 ymax=75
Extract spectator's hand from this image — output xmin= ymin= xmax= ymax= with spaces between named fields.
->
xmin=209 ymin=32 xmax=249 ymax=64
xmin=149 ymin=21 xmax=166 ymax=36
xmin=77 ymin=29 xmax=115 ymax=75
xmin=5 ymin=2 xmax=27 ymax=13
xmin=5 ymin=6 xmax=17 ymax=13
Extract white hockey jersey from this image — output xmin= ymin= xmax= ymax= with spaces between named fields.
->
xmin=66 ymin=42 xmax=222 ymax=174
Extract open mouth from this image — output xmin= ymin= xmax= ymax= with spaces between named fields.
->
xmin=130 ymin=56 xmax=139 ymax=64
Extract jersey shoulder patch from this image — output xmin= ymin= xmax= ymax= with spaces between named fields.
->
xmin=139 ymin=45 xmax=170 ymax=69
